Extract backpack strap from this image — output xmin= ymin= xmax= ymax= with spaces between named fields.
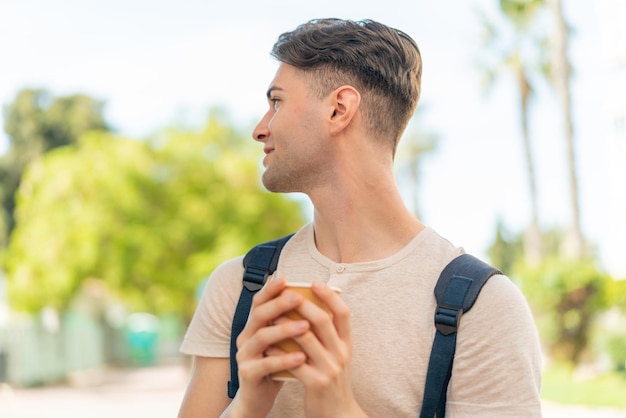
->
xmin=419 ymin=254 xmax=501 ymax=418
xmin=227 ymin=234 xmax=294 ymax=399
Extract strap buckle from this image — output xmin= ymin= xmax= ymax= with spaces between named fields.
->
xmin=242 ymin=244 xmax=278 ymax=291
xmin=242 ymin=267 xmax=269 ymax=291
xmin=434 ymin=303 xmax=463 ymax=336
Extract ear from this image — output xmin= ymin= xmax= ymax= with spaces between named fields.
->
xmin=328 ymin=85 xmax=360 ymax=135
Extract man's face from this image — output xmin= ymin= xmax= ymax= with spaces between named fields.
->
xmin=252 ymin=64 xmax=331 ymax=194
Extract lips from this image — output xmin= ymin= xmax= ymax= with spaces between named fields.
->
xmin=262 ymin=147 xmax=274 ymax=167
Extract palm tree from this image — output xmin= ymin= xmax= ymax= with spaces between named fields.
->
xmin=477 ymin=0 xmax=548 ymax=264
xmin=545 ymin=0 xmax=585 ymax=259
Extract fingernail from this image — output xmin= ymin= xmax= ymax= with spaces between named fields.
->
xmin=287 ymin=291 xmax=301 ymax=303
xmin=312 ymin=281 xmax=324 ymax=290
xmin=288 ymin=352 xmax=306 ymax=362
xmin=270 ymin=277 xmax=285 ymax=288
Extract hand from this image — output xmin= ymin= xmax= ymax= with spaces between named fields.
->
xmin=230 ymin=277 xmax=310 ymax=417
xmin=285 ymin=282 xmax=368 ymax=418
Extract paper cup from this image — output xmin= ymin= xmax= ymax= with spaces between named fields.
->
xmin=270 ymin=282 xmax=341 ymax=381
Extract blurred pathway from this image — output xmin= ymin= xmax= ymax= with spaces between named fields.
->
xmin=0 ymin=361 xmax=188 ymax=418
xmin=543 ymin=402 xmax=626 ymax=418
xmin=0 ymin=360 xmax=624 ymax=417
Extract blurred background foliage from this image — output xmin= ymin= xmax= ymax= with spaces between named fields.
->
xmin=489 ymin=221 xmax=626 ymax=372
xmin=1 ymin=97 xmax=305 ymax=322
xmin=0 ymin=88 xmax=109 ymax=239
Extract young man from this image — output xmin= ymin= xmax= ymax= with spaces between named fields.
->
xmin=178 ymin=18 xmax=542 ymax=418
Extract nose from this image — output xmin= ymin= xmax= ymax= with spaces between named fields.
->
xmin=253 ymin=112 xmax=271 ymax=143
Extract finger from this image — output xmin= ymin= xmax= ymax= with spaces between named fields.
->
xmin=238 ymin=317 xmax=310 ymax=361
xmin=249 ymin=289 xmax=305 ymax=329
xmin=312 ymin=281 xmax=351 ymax=341
xmin=288 ymin=330 xmax=337 ymax=382
xmin=289 ymin=298 xmax=348 ymax=376
xmin=302 ymin=282 xmax=352 ymax=348
xmin=293 ymin=298 xmax=339 ymax=352
xmin=238 ymin=323 xmax=309 ymax=380
xmin=239 ymin=281 xmax=304 ymax=341
xmin=238 ymin=349 xmax=306 ymax=384
xmin=252 ymin=276 xmax=287 ymax=306
xmin=264 ymin=350 xmax=307 ymax=374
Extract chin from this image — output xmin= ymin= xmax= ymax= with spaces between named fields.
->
xmin=261 ymin=174 xmax=281 ymax=193
xmin=262 ymin=177 xmax=297 ymax=194
xmin=262 ymin=168 xmax=307 ymax=194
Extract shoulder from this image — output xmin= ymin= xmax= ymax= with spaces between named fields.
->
xmin=471 ymin=273 xmax=535 ymax=324
xmin=193 ymin=256 xmax=246 ymax=325
xmin=459 ymin=272 xmax=539 ymax=347
xmin=179 ymin=256 xmax=245 ymax=357
xmin=203 ymin=256 xmax=246 ymax=297
xmin=449 ymin=272 xmax=543 ymax=414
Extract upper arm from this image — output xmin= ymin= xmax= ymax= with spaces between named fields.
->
xmin=448 ymin=275 xmax=542 ymax=416
xmin=178 ymin=356 xmax=232 ymax=418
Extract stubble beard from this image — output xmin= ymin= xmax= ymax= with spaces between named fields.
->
xmin=261 ymin=164 xmax=304 ymax=193
xmin=261 ymin=155 xmax=323 ymax=194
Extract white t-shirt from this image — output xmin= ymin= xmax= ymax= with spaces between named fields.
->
xmin=181 ymin=224 xmax=543 ymax=417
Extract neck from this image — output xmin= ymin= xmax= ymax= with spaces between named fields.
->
xmin=308 ymin=161 xmax=424 ymax=263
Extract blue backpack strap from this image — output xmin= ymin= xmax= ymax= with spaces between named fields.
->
xmin=419 ymin=254 xmax=501 ymax=418
xmin=227 ymin=234 xmax=294 ymax=399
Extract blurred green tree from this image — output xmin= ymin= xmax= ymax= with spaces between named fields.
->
xmin=487 ymin=219 xmax=523 ymax=275
xmin=607 ymin=279 xmax=626 ymax=312
xmin=1 ymin=88 xmax=109 ymax=239
xmin=517 ymin=255 xmax=611 ymax=364
xmin=490 ymin=226 xmax=612 ymax=364
xmin=4 ymin=112 xmax=305 ymax=321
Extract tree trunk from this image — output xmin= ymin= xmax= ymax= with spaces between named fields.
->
xmin=547 ymin=0 xmax=584 ymax=258
xmin=517 ymin=66 xmax=543 ymax=265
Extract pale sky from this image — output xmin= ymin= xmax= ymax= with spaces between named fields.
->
xmin=0 ymin=0 xmax=623 ymax=276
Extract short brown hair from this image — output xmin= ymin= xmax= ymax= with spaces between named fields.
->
xmin=271 ymin=18 xmax=422 ymax=154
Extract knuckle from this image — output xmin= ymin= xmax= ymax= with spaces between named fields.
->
xmin=251 ymin=291 xmax=265 ymax=307
xmin=236 ymin=332 xmax=247 ymax=349
xmin=298 ymin=330 xmax=316 ymax=345
xmin=251 ymin=329 xmax=271 ymax=348
xmin=237 ymin=361 xmax=254 ymax=380
xmin=338 ymin=345 xmax=351 ymax=366
xmin=311 ymin=372 xmax=333 ymax=391
xmin=235 ymin=347 xmax=246 ymax=364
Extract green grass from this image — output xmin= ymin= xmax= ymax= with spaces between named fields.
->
xmin=541 ymin=364 xmax=626 ymax=408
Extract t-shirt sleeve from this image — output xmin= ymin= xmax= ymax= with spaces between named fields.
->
xmin=446 ymin=274 xmax=543 ymax=417
xmin=179 ymin=256 xmax=245 ymax=358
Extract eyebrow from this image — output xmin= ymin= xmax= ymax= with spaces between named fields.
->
xmin=266 ymin=86 xmax=284 ymax=99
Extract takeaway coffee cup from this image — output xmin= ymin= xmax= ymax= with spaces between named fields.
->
xmin=270 ymin=282 xmax=341 ymax=381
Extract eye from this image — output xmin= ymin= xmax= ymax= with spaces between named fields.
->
xmin=270 ymin=97 xmax=281 ymax=110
